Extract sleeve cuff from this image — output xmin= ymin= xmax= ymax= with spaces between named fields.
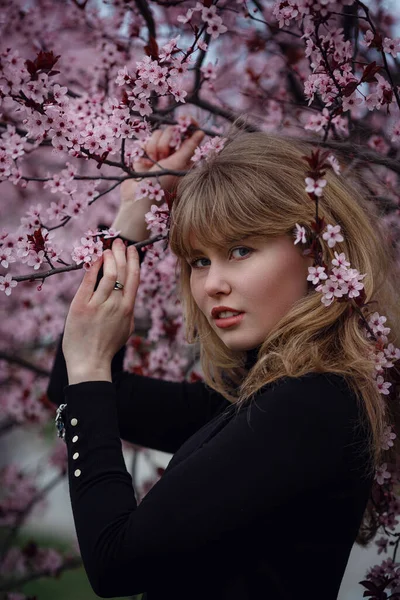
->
xmin=63 ymin=381 xmax=121 ymax=445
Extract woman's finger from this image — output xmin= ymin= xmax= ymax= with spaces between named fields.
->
xmin=73 ymin=255 xmax=104 ymax=306
xmin=157 ymin=126 xmax=174 ymax=159
xmin=90 ymin=249 xmax=117 ymax=305
xmin=123 ymin=244 xmax=141 ymax=309
xmin=166 ymin=128 xmax=205 ymax=169
xmin=111 ymin=238 xmax=127 ymax=289
xmin=145 ymin=129 xmax=163 ymax=163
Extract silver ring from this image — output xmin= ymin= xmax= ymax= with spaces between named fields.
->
xmin=113 ymin=280 xmax=124 ymax=291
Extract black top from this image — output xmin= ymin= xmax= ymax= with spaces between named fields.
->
xmin=46 ymin=236 xmax=373 ymax=600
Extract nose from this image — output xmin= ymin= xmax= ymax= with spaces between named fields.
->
xmin=204 ymin=264 xmax=231 ymax=297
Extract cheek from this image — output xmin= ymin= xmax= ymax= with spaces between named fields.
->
xmin=243 ymin=256 xmax=307 ymax=305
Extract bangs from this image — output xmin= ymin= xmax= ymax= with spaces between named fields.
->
xmin=169 ymin=166 xmax=276 ymax=259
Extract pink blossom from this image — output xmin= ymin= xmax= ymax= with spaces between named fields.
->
xmin=361 ymin=30 xmax=375 ymax=48
xmin=375 ymin=536 xmax=389 ymax=554
xmin=368 ymin=135 xmax=390 ymax=156
xmin=385 ymin=343 xmax=400 ymax=365
xmin=206 ymin=16 xmax=228 ymax=40
xmin=177 ymin=8 xmax=194 ymax=24
xmin=52 ymin=83 xmax=68 ymax=103
xmin=200 ymin=62 xmax=218 ymax=81
xmin=303 ymin=110 xmax=328 ymax=133
xmin=343 ymin=271 xmax=365 ymax=299
xmin=307 ymin=266 xmax=328 ymax=285
xmin=327 ymin=154 xmax=341 ymax=175
xmin=0 ymin=246 xmax=16 ymax=268
xmin=331 ymin=251 xmax=350 ymax=269
xmin=33 ymin=547 xmax=63 ymax=576
xmin=201 ymin=4 xmax=217 ymax=24
xmin=375 ymin=462 xmax=392 ymax=484
xmin=293 ymin=223 xmax=307 ymax=245
xmin=26 ymin=249 xmax=46 ymax=270
xmin=0 ymin=547 xmax=27 ymax=576
xmin=132 ymin=97 xmax=153 ymax=117
xmin=368 ymin=312 xmax=391 ymax=336
xmin=191 ymin=136 xmax=227 ymax=163
xmin=391 ymin=120 xmax=400 ymax=142
xmin=0 ymin=465 xmax=38 ymax=525
xmin=305 ymin=177 xmax=327 ymax=197
xmin=375 ymin=375 xmax=392 ymax=396
xmin=0 ymin=273 xmax=17 ymax=296
xmin=159 ymin=36 xmax=180 ymax=63
xmin=145 ymin=203 xmax=170 ymax=236
xmin=171 ymin=87 xmax=187 ymax=103
xmin=197 ymin=38 xmax=208 ymax=52
xmin=134 ymin=180 xmax=165 ymax=202
xmin=342 ymin=93 xmax=363 ymax=113
xmin=103 ymin=227 xmax=122 ymax=239
xmin=169 ymin=57 xmax=190 ymax=79
xmin=273 ymin=1 xmax=299 ymax=28
xmin=381 ymin=426 xmax=397 ymax=451
xmin=316 ymin=278 xmax=345 ymax=306
xmin=115 ymin=66 xmax=131 ymax=86
xmin=383 ymin=37 xmax=400 ymax=57
xmin=322 ymin=224 xmax=344 ymax=248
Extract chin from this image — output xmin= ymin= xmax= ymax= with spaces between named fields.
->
xmin=220 ymin=337 xmax=263 ymax=352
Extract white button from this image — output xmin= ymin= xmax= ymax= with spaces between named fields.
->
xmin=71 ymin=418 xmax=78 ymax=426
xmin=74 ymin=469 xmax=81 ymax=477
xmin=72 ymin=436 xmax=78 ymax=443
xmin=73 ymin=452 xmax=79 ymax=460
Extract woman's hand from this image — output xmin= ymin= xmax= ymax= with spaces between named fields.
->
xmin=121 ymin=119 xmax=205 ymax=203
xmin=62 ymin=239 xmax=140 ymax=384
xmin=112 ymin=120 xmax=205 ymax=241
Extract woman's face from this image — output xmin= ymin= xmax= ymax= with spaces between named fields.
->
xmin=188 ymin=233 xmax=313 ymax=352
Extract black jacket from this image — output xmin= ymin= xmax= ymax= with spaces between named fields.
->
xmin=46 ymin=238 xmax=373 ymax=600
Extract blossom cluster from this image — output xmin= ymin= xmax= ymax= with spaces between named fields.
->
xmin=296 ymin=217 xmax=400 ymax=398
xmin=293 ymin=150 xmax=400 ymax=580
xmin=0 ymin=544 xmax=63 ymax=579
xmin=177 ymin=2 xmax=228 ymax=40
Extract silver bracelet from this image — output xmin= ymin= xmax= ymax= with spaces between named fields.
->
xmin=55 ymin=403 xmax=68 ymax=442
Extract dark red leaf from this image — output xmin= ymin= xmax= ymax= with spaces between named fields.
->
xmin=144 ymin=36 xmax=159 ymax=60
xmin=343 ymin=81 xmax=359 ymax=97
xmin=361 ymin=61 xmax=381 ymax=83
xmin=203 ymin=0 xmax=213 ymax=7
xmin=25 ymin=59 xmax=36 ymax=76
xmin=34 ymin=50 xmax=60 ymax=72
xmin=369 ymin=32 xmax=383 ymax=49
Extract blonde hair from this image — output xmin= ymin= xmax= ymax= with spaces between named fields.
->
xmin=168 ymin=127 xmax=400 ymax=546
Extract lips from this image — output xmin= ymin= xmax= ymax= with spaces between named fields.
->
xmin=211 ymin=306 xmax=244 ymax=319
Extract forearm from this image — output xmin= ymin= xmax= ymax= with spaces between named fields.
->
xmin=111 ymin=198 xmax=155 ymax=242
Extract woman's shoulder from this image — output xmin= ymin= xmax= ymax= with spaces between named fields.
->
xmin=253 ymin=370 xmax=362 ymax=421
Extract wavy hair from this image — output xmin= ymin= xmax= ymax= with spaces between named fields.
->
xmin=168 ymin=127 xmax=400 ymax=546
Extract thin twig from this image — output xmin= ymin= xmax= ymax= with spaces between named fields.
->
xmin=10 ymin=233 xmax=167 ymax=284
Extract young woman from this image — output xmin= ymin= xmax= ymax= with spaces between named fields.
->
xmin=47 ymin=124 xmax=400 ymax=600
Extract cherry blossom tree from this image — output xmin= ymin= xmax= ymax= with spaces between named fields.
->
xmin=1 ymin=0 xmax=400 ymax=598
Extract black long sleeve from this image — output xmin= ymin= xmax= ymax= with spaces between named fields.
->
xmin=61 ymin=372 xmax=373 ymax=600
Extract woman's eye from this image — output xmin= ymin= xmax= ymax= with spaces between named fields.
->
xmin=190 ymin=247 xmax=252 ymax=268
xmin=190 ymin=257 xmax=211 ymax=269
xmin=231 ymin=247 xmax=252 ymax=259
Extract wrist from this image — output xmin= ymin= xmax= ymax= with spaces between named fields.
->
xmin=67 ymin=365 xmax=112 ymax=385
xmin=111 ymin=200 xmax=154 ymax=242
